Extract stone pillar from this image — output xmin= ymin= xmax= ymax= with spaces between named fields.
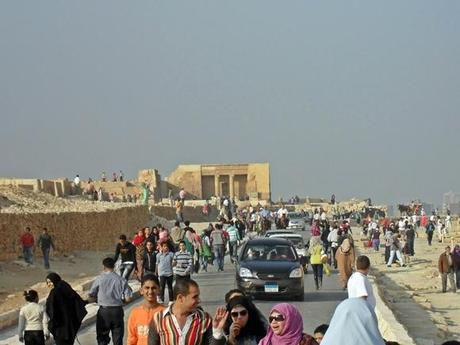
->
xmin=229 ymin=174 xmax=235 ymax=198
xmin=214 ymin=174 xmax=220 ymax=196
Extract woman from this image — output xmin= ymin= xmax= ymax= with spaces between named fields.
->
xmin=201 ymin=228 xmax=213 ymax=271
xmin=321 ymin=298 xmax=385 ymax=345
xmin=259 ymin=303 xmax=317 ymax=345
xmin=45 ymin=273 xmax=87 ymax=345
xmin=224 ymin=296 xmax=266 ymax=345
xmin=309 ymin=236 xmax=324 ymax=290
xmin=133 ymin=229 xmax=146 ymax=280
xmin=335 ymin=238 xmax=355 ymax=290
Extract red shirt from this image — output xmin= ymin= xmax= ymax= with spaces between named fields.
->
xmin=20 ymin=233 xmax=34 ymax=247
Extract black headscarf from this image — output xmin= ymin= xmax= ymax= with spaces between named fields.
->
xmin=224 ymin=296 xmax=267 ymax=342
xmin=46 ymin=272 xmax=62 ymax=286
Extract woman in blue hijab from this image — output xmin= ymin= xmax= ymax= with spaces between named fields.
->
xmin=321 ymin=298 xmax=385 ymax=345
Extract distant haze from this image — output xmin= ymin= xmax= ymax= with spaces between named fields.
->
xmin=1 ymin=1 xmax=459 ymax=205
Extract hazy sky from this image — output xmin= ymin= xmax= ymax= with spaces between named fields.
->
xmin=1 ymin=1 xmax=459 ymax=205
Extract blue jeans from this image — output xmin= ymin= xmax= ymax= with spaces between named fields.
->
xmin=229 ymin=242 xmax=238 ymax=262
xmin=42 ymin=247 xmax=50 ymax=269
xmin=119 ymin=262 xmax=135 ymax=280
xmin=23 ymin=246 xmax=34 ymax=264
xmin=213 ymin=245 xmax=225 ymax=271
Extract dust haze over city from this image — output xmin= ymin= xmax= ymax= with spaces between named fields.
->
xmin=1 ymin=1 xmax=459 ymax=206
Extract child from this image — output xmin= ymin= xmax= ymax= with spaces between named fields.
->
xmin=127 ymin=274 xmax=165 ymax=345
xmin=314 ymin=324 xmax=329 ymax=344
xmin=18 ymin=290 xmax=49 ymax=345
xmin=156 ymin=240 xmax=174 ymax=304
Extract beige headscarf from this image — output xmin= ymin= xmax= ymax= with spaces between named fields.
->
xmin=340 ymin=238 xmax=351 ymax=252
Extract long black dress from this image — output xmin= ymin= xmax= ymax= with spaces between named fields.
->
xmin=45 ymin=280 xmax=87 ymax=345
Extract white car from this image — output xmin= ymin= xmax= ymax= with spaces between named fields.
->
xmin=286 ymin=212 xmax=306 ymax=231
xmin=270 ymin=233 xmax=308 ymax=271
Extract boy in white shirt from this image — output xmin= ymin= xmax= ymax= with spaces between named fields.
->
xmin=347 ymin=255 xmax=376 ymax=308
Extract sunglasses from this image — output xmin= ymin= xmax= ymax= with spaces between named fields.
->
xmin=269 ymin=314 xmax=285 ymax=323
xmin=231 ymin=310 xmax=248 ymax=318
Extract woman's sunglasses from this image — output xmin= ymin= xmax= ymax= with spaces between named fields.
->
xmin=269 ymin=314 xmax=285 ymax=323
xmin=231 ymin=310 xmax=248 ymax=318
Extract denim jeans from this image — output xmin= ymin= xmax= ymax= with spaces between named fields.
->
xmin=387 ymin=249 xmax=404 ymax=266
xmin=23 ymin=246 xmax=34 ymax=264
xmin=119 ymin=262 xmax=135 ymax=280
xmin=42 ymin=247 xmax=50 ymax=269
xmin=213 ymin=245 xmax=225 ymax=271
xmin=372 ymin=239 xmax=380 ymax=251
xmin=229 ymin=242 xmax=238 ymax=262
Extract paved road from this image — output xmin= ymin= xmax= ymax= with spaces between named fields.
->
xmin=76 ymin=236 xmax=347 ymax=344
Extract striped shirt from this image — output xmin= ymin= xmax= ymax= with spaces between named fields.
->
xmin=148 ymin=306 xmax=225 ymax=345
xmin=173 ymin=251 xmax=193 ymax=277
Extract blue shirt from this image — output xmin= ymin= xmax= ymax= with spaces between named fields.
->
xmin=157 ymin=251 xmax=174 ymax=276
xmin=89 ymin=271 xmax=133 ymax=307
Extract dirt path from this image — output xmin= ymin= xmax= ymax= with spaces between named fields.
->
xmin=0 ymin=250 xmax=111 ymax=315
xmin=363 ymin=231 xmax=460 ymax=344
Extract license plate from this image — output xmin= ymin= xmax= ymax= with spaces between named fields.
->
xmin=264 ymin=283 xmax=279 ymax=292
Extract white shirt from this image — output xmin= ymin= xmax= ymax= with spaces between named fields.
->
xmin=347 ymin=271 xmax=376 ymax=308
xmin=74 ymin=176 xmax=80 ymax=186
xmin=18 ymin=302 xmax=49 ymax=336
xmin=320 ymin=212 xmax=327 ymax=221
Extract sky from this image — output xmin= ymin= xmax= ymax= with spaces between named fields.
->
xmin=1 ymin=1 xmax=459 ymax=205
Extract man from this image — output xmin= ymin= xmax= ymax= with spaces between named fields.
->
xmin=173 ymin=240 xmax=193 ymax=281
xmin=175 ymin=198 xmax=184 ymax=223
xmin=88 ymin=257 xmax=133 ymax=345
xmin=347 ymin=255 xmax=376 ymax=308
xmin=210 ymin=224 xmax=226 ymax=272
xmin=156 ymin=240 xmax=174 ymax=304
xmin=148 ymin=279 xmax=227 ymax=345
xmin=327 ymin=223 xmax=339 ymax=268
xmin=438 ymin=246 xmax=457 ymax=293
xmin=387 ymin=233 xmax=405 ymax=268
xmin=426 ymin=220 xmax=435 ymax=246
xmin=20 ymin=227 xmax=34 ymax=265
xmin=405 ymin=222 xmax=416 ymax=256
xmin=127 ymin=274 xmax=164 ymax=345
xmin=170 ymin=221 xmax=185 ymax=249
xmin=226 ymin=221 xmax=240 ymax=263
xmin=114 ymin=234 xmax=136 ymax=280
xmin=37 ymin=228 xmax=55 ymax=269
xmin=143 ymin=240 xmax=158 ymax=276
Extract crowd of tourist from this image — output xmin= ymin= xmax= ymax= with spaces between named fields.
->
xmin=15 ymin=202 xmax=460 ymax=345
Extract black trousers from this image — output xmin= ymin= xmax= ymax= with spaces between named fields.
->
xmin=24 ymin=330 xmax=45 ymax=345
xmin=311 ymin=264 xmax=323 ymax=288
xmin=96 ymin=306 xmax=124 ymax=345
xmin=160 ymin=275 xmax=174 ymax=302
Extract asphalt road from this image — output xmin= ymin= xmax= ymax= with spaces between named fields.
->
xmin=76 ymin=231 xmax=347 ymax=344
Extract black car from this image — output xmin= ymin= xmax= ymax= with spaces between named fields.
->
xmin=236 ymin=238 xmax=305 ymax=301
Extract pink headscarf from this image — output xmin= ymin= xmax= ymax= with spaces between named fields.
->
xmin=258 ymin=303 xmax=303 ymax=345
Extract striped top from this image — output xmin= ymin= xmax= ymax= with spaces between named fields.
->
xmin=148 ymin=305 xmax=225 ymax=345
xmin=173 ymin=251 xmax=193 ymax=277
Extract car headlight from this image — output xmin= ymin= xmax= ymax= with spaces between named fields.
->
xmin=239 ymin=267 xmax=254 ymax=278
xmin=289 ymin=268 xmax=303 ymax=278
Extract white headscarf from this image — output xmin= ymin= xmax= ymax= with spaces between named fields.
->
xmin=321 ymin=298 xmax=385 ymax=345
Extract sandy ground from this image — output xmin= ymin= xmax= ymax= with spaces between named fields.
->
xmin=0 ymin=222 xmax=210 ymax=316
xmin=0 ymin=250 xmax=112 ymax=314
xmin=362 ymin=230 xmax=460 ymax=344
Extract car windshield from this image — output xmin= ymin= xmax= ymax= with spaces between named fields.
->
xmin=289 ymin=213 xmax=303 ymax=219
xmin=243 ymin=244 xmax=297 ymax=261
xmin=276 ymin=237 xmax=304 ymax=247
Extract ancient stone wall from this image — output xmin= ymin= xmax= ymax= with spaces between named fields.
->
xmin=0 ymin=206 xmax=150 ymax=261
